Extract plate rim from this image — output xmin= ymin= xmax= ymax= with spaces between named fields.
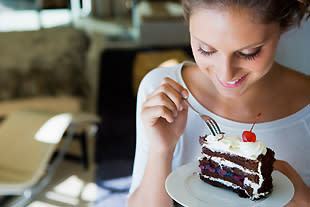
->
xmin=165 ymin=161 xmax=294 ymax=207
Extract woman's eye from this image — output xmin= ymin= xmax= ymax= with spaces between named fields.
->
xmin=197 ymin=45 xmax=262 ymax=60
xmin=198 ymin=47 xmax=216 ymax=56
xmin=237 ymin=47 xmax=262 ymax=61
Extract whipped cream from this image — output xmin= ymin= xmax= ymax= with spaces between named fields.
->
xmin=202 ymin=134 xmax=267 ymax=160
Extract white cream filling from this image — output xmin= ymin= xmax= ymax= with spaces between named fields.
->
xmin=245 ymin=162 xmax=264 ymax=196
xmin=200 ymin=174 xmax=269 ymax=200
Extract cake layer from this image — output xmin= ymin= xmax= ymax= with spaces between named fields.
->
xmin=202 ymin=147 xmax=261 ymax=171
xmin=202 ymin=147 xmax=274 ymax=172
xmin=199 ymin=146 xmax=275 ymax=199
xmin=199 ymin=174 xmax=271 ymax=200
xmin=199 ymin=174 xmax=248 ymax=198
xmin=199 ymin=157 xmax=260 ymax=185
xmin=198 ymin=159 xmax=267 ymax=198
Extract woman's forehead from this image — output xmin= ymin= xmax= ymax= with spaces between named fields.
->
xmin=189 ymin=8 xmax=280 ymax=50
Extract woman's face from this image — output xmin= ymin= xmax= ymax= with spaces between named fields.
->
xmin=189 ymin=7 xmax=281 ymax=98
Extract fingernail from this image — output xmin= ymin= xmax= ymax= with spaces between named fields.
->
xmin=179 ymin=105 xmax=183 ymax=111
xmin=181 ymin=90 xmax=188 ymax=98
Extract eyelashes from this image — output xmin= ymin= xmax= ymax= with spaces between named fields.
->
xmin=198 ymin=46 xmax=262 ymax=61
xmin=237 ymin=47 xmax=262 ymax=61
xmin=198 ymin=47 xmax=215 ymax=56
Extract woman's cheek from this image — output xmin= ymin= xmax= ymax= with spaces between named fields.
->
xmin=195 ymin=56 xmax=213 ymax=75
xmin=249 ymin=52 xmax=275 ymax=73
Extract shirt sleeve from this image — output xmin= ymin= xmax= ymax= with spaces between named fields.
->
xmin=128 ymin=68 xmax=162 ymax=195
xmin=128 ymin=64 xmax=184 ymax=195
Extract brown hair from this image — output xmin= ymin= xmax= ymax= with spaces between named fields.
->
xmin=182 ymin=0 xmax=310 ymax=29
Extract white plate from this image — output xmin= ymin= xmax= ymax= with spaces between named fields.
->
xmin=165 ymin=162 xmax=294 ymax=207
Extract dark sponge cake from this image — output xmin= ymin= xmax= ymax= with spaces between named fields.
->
xmin=198 ymin=134 xmax=275 ymax=200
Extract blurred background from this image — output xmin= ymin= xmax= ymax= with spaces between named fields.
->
xmin=0 ymin=0 xmax=308 ymax=207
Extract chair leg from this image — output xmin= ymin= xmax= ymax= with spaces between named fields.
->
xmin=79 ymin=131 xmax=89 ymax=170
xmin=2 ymin=189 xmax=33 ymax=207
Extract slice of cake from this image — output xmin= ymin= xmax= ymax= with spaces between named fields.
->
xmin=198 ymin=133 xmax=275 ymax=200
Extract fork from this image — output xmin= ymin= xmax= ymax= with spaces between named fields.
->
xmin=182 ymin=98 xmax=222 ymax=136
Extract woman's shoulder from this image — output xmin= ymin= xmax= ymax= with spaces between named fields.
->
xmin=139 ymin=63 xmax=184 ymax=87
xmin=145 ymin=63 xmax=183 ymax=79
xmin=280 ymin=65 xmax=310 ymax=103
xmin=136 ymin=62 xmax=185 ymax=97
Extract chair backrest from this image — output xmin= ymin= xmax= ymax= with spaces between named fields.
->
xmin=0 ymin=110 xmax=72 ymax=183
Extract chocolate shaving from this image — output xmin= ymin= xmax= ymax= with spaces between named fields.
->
xmin=199 ymin=135 xmax=208 ymax=145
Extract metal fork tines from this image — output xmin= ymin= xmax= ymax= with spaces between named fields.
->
xmin=183 ymin=98 xmax=222 ymax=136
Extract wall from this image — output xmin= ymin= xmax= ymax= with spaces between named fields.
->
xmin=275 ymin=19 xmax=310 ymax=75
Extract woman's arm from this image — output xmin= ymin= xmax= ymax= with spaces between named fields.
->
xmin=127 ymin=148 xmax=175 ymax=207
xmin=273 ymin=160 xmax=310 ymax=207
xmin=127 ymin=77 xmax=189 ymax=207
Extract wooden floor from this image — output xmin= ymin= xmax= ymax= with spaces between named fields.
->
xmin=27 ymin=160 xmax=96 ymax=207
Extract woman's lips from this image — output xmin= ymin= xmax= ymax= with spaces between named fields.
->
xmin=217 ymin=74 xmax=248 ymax=88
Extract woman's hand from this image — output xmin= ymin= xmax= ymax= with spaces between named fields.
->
xmin=141 ymin=77 xmax=188 ymax=153
xmin=273 ymin=160 xmax=310 ymax=207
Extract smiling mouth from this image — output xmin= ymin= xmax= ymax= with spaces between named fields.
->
xmin=217 ymin=74 xmax=248 ymax=88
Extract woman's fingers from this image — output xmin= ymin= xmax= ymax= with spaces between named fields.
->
xmin=147 ymin=78 xmax=188 ymax=110
xmin=144 ymin=92 xmax=178 ymax=118
xmin=161 ymin=77 xmax=188 ymax=99
xmin=140 ymin=77 xmax=190 ymax=151
xmin=142 ymin=105 xmax=176 ymax=125
xmin=142 ymin=77 xmax=188 ymax=124
xmin=274 ymin=160 xmax=310 ymax=207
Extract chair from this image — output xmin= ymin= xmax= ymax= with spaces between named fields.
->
xmin=0 ymin=109 xmax=100 ymax=207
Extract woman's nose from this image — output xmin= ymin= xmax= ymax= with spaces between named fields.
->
xmin=217 ymin=56 xmax=235 ymax=82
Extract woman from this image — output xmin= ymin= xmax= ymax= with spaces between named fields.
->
xmin=127 ymin=0 xmax=310 ymax=206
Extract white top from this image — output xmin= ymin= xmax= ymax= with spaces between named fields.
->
xmin=129 ymin=62 xmax=310 ymax=195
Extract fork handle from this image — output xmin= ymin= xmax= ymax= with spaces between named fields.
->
xmin=182 ymin=98 xmax=221 ymax=136
xmin=182 ymin=98 xmax=201 ymax=116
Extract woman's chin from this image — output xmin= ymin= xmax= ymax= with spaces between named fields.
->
xmin=215 ymin=86 xmax=246 ymax=99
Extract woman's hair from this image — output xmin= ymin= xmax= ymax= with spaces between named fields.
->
xmin=182 ymin=0 xmax=310 ymax=29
